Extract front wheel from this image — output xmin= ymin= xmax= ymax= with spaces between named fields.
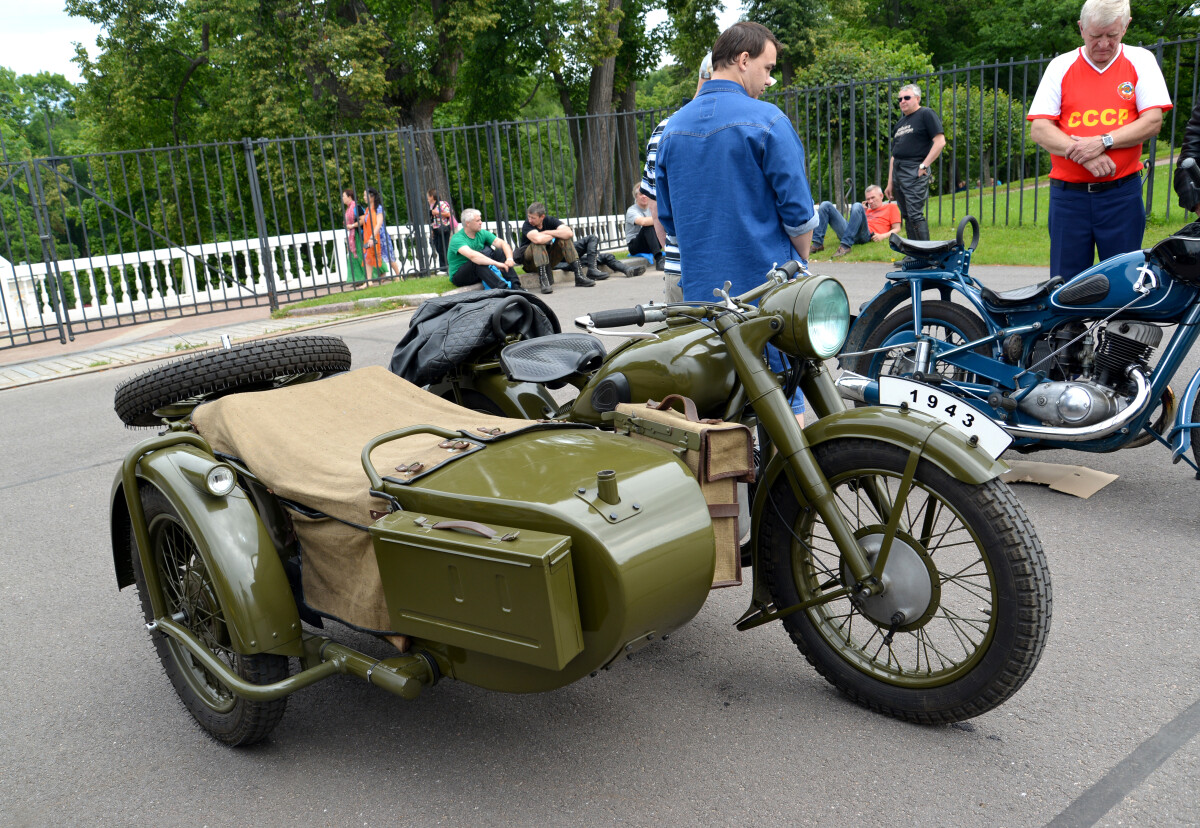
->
xmin=759 ymin=438 xmax=1051 ymax=723
xmin=843 ymin=300 xmax=989 ymax=384
xmin=132 ymin=486 xmax=289 ymax=745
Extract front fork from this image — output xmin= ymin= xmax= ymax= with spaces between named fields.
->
xmin=716 ymin=317 xmax=881 ymax=602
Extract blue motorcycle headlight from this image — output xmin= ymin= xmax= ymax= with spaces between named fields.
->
xmin=760 ymin=274 xmax=850 ymax=359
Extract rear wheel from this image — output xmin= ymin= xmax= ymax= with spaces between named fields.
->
xmin=759 ymin=438 xmax=1052 ymax=723
xmin=114 ymin=335 xmax=351 ymax=427
xmin=844 ymin=301 xmax=989 ymax=385
xmin=132 ymin=486 xmax=288 ymax=745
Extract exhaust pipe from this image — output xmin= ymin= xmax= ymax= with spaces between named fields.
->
xmin=835 ymin=368 xmax=1153 ymax=443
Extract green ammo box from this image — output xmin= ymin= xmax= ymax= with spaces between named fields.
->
xmin=370 ymin=511 xmax=584 ymax=671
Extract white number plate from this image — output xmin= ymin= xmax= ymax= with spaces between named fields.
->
xmin=878 ymin=376 xmax=1013 ymax=459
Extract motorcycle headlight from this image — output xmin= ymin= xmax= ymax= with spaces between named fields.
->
xmin=759 ymin=274 xmax=850 ymax=359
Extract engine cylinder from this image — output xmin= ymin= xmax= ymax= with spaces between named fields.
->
xmin=1095 ymin=321 xmax=1160 ymax=390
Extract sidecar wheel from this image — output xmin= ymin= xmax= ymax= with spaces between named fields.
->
xmin=844 ymin=300 xmax=989 ymax=385
xmin=131 ymin=486 xmax=288 ymax=746
xmin=114 ymin=335 xmax=351 ymax=427
xmin=759 ymin=439 xmax=1052 ymax=724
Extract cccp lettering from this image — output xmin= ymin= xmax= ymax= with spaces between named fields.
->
xmin=1064 ymin=109 xmax=1132 ymax=129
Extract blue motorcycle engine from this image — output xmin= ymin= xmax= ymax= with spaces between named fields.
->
xmin=1017 ymin=321 xmax=1161 ymax=426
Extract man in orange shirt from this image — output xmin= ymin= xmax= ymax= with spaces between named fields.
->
xmin=1027 ymin=0 xmax=1171 ymax=278
xmin=811 ymin=185 xmax=902 ymax=258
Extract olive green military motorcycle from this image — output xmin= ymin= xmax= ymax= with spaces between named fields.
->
xmin=111 ymin=265 xmax=1050 ymax=747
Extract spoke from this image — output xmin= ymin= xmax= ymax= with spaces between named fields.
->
xmin=940 ymin=569 xmax=993 ymax=603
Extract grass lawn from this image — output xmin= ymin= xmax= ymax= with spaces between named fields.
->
xmin=815 ymin=158 xmax=1193 ymax=267
xmin=274 ymin=273 xmax=455 ymax=314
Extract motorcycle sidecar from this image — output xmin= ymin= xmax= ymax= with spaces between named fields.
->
xmin=114 ymin=365 xmax=717 ymax=724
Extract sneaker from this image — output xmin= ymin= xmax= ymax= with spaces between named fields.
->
xmin=833 ymin=245 xmax=852 ymax=259
xmin=810 ymin=242 xmax=824 ymax=253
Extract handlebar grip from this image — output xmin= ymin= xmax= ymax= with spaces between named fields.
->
xmin=1183 ymin=157 xmax=1200 ymax=184
xmin=775 ymin=260 xmax=803 ymax=279
xmin=588 ymin=307 xmax=649 ymax=327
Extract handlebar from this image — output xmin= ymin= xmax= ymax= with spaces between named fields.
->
xmin=579 ymin=306 xmax=668 ymax=329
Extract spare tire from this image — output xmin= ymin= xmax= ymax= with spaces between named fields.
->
xmin=114 ymin=335 xmax=352 ymax=427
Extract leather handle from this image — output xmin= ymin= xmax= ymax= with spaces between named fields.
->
xmin=648 ymin=394 xmax=699 ymax=422
xmin=430 ymin=520 xmax=496 ymax=539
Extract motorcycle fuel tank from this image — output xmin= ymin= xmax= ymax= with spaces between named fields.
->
xmin=570 ymin=323 xmax=738 ymax=425
xmin=1049 ymin=249 xmax=1196 ymax=320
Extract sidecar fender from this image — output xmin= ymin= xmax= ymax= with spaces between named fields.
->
xmin=111 ymin=435 xmax=303 ymax=657
xmin=753 ymin=405 xmax=1008 ymax=530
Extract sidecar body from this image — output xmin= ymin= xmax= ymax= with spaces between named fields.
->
xmin=112 ymin=366 xmax=717 ymax=712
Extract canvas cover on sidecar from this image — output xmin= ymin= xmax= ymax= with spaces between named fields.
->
xmin=192 ymin=366 xmax=583 ymax=630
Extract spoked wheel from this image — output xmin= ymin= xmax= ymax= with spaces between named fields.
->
xmin=759 ymin=438 xmax=1052 ymax=723
xmin=844 ymin=301 xmax=989 ymax=386
xmin=132 ymin=486 xmax=288 ymax=745
xmin=114 ymin=335 xmax=351 ymax=427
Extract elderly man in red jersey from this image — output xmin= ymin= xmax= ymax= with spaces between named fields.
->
xmin=1027 ymin=0 xmax=1171 ymax=278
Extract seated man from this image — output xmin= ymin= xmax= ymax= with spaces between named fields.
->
xmin=513 ymin=201 xmax=597 ymax=294
xmin=625 ymin=185 xmax=664 ymax=270
xmin=811 ymin=185 xmax=901 ymax=258
xmin=447 ymin=208 xmax=523 ymax=291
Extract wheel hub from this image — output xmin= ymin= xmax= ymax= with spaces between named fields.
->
xmin=842 ymin=533 xmax=937 ymax=627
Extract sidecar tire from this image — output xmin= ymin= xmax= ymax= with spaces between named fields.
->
xmin=844 ymin=300 xmax=989 ymax=385
xmin=759 ymin=439 xmax=1052 ymax=724
xmin=114 ymin=335 xmax=351 ymax=427
xmin=131 ymin=486 xmax=289 ymax=746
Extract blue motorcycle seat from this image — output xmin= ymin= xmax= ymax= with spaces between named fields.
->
xmin=890 ymin=236 xmax=960 ymax=260
xmin=500 ymin=333 xmax=607 ymax=384
xmin=980 ymin=277 xmax=1064 ymax=309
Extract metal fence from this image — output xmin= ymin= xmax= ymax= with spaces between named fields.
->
xmin=3 ymin=35 xmax=1199 ymax=353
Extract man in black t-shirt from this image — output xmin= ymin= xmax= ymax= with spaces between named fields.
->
xmin=885 ymin=83 xmax=945 ymax=241
xmin=513 ymin=202 xmax=598 ymax=293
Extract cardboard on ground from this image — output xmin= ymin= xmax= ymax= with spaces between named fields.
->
xmin=999 ymin=460 xmax=1118 ymax=498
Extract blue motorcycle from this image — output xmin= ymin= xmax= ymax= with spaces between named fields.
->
xmin=836 ymin=213 xmax=1200 ymax=475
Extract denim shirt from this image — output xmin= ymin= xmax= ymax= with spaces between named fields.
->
xmin=656 ymin=80 xmax=817 ymax=300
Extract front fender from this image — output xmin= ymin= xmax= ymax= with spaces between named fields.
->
xmin=1171 ymin=368 xmax=1200 ymax=462
xmin=750 ymin=405 xmax=1007 ymax=538
xmin=112 ymin=432 xmax=303 ymax=657
xmin=842 ymin=281 xmax=912 ymax=359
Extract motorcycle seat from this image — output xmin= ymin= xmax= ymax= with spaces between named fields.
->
xmin=889 ymin=236 xmax=960 ymax=260
xmin=500 ymin=333 xmax=607 ymax=384
xmin=980 ymin=277 xmax=1064 ymax=309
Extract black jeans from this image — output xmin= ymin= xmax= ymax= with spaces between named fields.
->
xmin=627 ymin=225 xmax=662 ymax=257
xmin=430 ymin=225 xmax=452 ymax=270
xmin=893 ymin=161 xmax=931 ymax=241
xmin=450 ymin=245 xmax=518 ymax=290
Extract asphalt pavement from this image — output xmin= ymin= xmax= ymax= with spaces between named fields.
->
xmin=2 ymin=259 xmax=1198 ymax=827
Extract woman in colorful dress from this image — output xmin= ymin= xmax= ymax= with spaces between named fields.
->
xmin=426 ymin=188 xmax=454 ymax=272
xmin=342 ymin=187 xmax=366 ymax=285
xmin=361 ymin=188 xmax=387 ymax=282
xmin=369 ymin=188 xmax=403 ymax=279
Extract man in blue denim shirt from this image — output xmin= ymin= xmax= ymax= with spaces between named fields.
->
xmin=655 ymin=21 xmax=818 ymax=302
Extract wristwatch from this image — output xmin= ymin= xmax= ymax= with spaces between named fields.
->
xmin=918 ymin=163 xmax=927 ymax=171
xmin=1101 ymin=133 xmax=1114 ymax=149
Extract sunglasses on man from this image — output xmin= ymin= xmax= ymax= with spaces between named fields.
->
xmin=898 ymin=95 xmax=914 ymax=101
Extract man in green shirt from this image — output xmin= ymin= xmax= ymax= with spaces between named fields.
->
xmin=447 ymin=208 xmax=521 ymax=290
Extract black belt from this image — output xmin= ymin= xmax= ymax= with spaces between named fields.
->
xmin=1050 ymin=172 xmax=1139 ymax=193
